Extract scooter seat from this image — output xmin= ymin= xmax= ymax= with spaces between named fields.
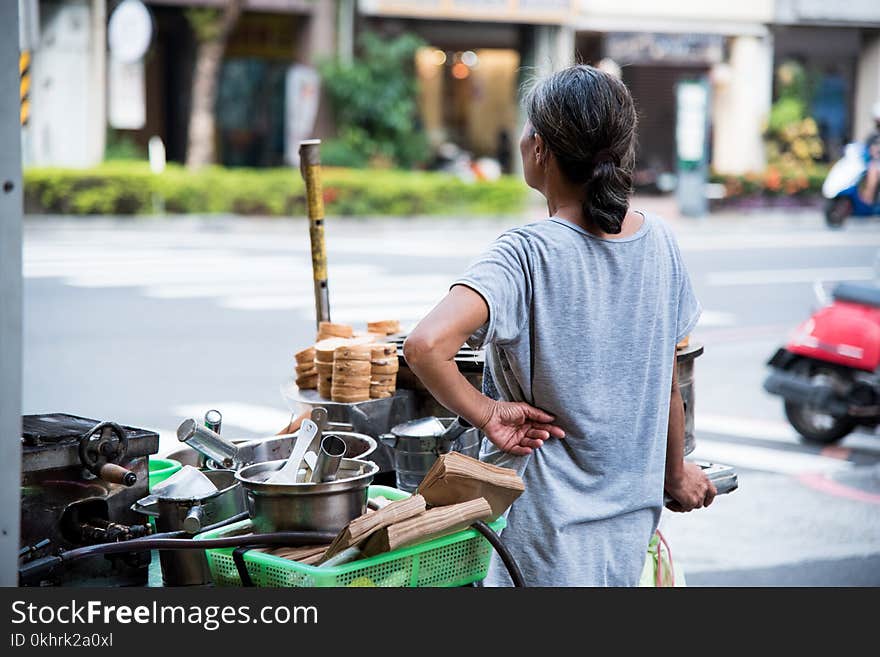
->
xmin=832 ymin=281 xmax=880 ymax=308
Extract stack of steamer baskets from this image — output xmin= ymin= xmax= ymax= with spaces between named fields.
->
xmin=294 ymin=320 xmax=401 ymax=402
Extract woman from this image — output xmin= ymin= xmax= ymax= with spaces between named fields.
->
xmin=403 ymin=65 xmax=716 ymax=587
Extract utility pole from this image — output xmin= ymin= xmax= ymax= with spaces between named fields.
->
xmin=0 ymin=0 xmax=23 ymax=587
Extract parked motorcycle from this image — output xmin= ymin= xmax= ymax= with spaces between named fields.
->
xmin=823 ymin=141 xmax=880 ymax=228
xmin=764 ymin=280 xmax=880 ymax=444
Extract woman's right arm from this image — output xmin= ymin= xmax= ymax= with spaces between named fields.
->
xmin=664 ymin=351 xmax=716 ymax=512
xmin=404 ymin=285 xmax=565 ymax=456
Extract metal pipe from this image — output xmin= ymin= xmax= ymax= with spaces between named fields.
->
xmin=299 ymin=139 xmax=331 ymax=329
xmin=176 ymin=418 xmax=238 ymax=468
xmin=310 ymin=434 xmax=346 ymax=483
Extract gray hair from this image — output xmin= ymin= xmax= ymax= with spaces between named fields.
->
xmin=525 ymin=65 xmax=637 ymax=234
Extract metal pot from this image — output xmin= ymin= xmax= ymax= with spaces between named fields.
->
xmin=235 ymin=458 xmax=378 ymax=533
xmin=380 ymin=416 xmax=481 ymax=493
xmin=132 ymin=469 xmax=244 ymax=586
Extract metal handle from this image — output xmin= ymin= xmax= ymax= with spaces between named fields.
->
xmin=183 ymin=505 xmax=204 ymax=534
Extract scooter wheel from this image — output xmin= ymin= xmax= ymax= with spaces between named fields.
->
xmin=784 ymin=400 xmax=855 ymax=444
xmin=824 ymin=197 xmax=851 ymax=229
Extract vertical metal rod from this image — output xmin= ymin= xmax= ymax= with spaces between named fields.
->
xmin=0 ymin=0 xmax=23 ymax=586
xmin=299 ymin=139 xmax=331 ymax=329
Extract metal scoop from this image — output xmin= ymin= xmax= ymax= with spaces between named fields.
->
xmin=265 ymin=419 xmax=319 ymax=484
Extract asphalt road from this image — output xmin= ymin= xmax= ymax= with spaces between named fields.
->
xmin=21 ymin=202 xmax=880 ymax=586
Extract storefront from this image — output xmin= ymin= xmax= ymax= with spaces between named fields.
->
xmin=134 ymin=1 xmax=323 ymax=167
xmin=360 ymin=1 xmax=575 ymax=170
xmin=579 ymin=31 xmax=724 ymax=186
xmin=772 ymin=25 xmax=865 ymax=158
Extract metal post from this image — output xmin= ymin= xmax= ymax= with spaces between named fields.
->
xmin=0 ymin=0 xmax=23 ymax=586
xmin=299 ymin=139 xmax=330 ymax=329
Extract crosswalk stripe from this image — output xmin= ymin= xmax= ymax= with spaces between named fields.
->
xmin=707 ymin=267 xmax=874 ymax=286
xmin=697 ymin=413 xmax=880 ymax=454
xmin=691 ymin=439 xmax=852 ymax=475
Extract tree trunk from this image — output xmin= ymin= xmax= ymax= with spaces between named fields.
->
xmin=185 ymin=0 xmax=244 ymax=170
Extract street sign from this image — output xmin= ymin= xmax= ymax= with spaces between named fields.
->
xmin=108 ymin=0 xmax=153 ymax=64
xmin=108 ymin=56 xmax=146 ymax=129
xmin=285 ymin=65 xmax=321 ymax=167
xmin=675 ymin=79 xmax=710 ymax=217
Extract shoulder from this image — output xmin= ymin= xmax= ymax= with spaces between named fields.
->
xmin=499 ymin=219 xmax=574 ymax=251
xmin=639 ymin=211 xmax=681 ymax=252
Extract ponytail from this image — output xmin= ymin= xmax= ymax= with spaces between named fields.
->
xmin=582 ymin=155 xmax=631 ymax=235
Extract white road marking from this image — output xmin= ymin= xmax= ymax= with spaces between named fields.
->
xmin=691 ymin=439 xmax=852 ymax=475
xmin=677 ymin=231 xmax=880 ymax=252
xmin=697 ymin=413 xmax=880 ymax=454
xmin=696 ymin=310 xmax=736 ymax=327
xmin=698 ymin=413 xmax=800 ymax=443
xmin=707 ymin=267 xmax=874 ymax=286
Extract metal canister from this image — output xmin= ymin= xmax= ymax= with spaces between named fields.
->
xmin=204 ymin=409 xmax=222 ymax=434
xmin=676 ymin=343 xmax=704 ymax=456
xmin=132 ymin=469 xmax=244 ymax=586
xmin=380 ymin=417 xmax=481 ymax=493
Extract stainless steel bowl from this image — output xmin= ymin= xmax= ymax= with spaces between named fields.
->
xmin=235 ymin=458 xmax=378 ymax=533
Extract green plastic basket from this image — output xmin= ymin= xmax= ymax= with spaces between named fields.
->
xmin=196 ymin=485 xmax=506 ymax=587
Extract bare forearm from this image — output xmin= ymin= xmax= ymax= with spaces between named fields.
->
xmin=405 ymin=348 xmax=495 ymax=428
xmin=665 ymin=387 xmax=686 ymax=484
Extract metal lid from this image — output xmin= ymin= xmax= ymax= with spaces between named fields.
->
xmin=390 ymin=416 xmax=446 ymax=439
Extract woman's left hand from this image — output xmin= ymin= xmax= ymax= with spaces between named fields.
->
xmin=480 ymin=400 xmax=565 ymax=455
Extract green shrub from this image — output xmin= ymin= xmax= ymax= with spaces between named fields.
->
xmin=23 ymin=162 xmax=527 ymax=217
xmin=318 ymin=32 xmax=430 ymax=169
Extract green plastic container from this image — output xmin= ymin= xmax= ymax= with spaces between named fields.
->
xmin=148 ymin=458 xmax=182 ymax=490
xmin=197 ymin=485 xmax=506 ymax=587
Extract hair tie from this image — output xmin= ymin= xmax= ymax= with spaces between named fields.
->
xmin=592 ymin=149 xmax=614 ymax=167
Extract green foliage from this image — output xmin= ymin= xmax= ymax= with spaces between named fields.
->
xmin=319 ymin=32 xmax=429 ymax=169
xmin=184 ymin=8 xmax=223 ymax=43
xmin=765 ymin=60 xmax=824 ymax=171
xmin=104 ymin=130 xmax=146 ymax=162
xmin=23 ymin=162 xmax=527 ymax=217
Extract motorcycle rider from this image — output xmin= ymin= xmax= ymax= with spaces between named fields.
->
xmin=859 ymin=102 xmax=880 ymax=204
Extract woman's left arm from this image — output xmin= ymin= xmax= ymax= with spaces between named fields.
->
xmin=404 ymin=285 xmax=564 ymax=456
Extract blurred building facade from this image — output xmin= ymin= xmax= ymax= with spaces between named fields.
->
xmin=18 ymin=0 xmax=880 ymax=179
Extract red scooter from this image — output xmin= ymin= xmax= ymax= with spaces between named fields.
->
xmin=764 ymin=281 xmax=880 ymax=444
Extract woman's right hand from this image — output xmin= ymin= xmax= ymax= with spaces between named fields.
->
xmin=479 ymin=400 xmax=565 ymax=456
xmin=664 ymin=461 xmax=717 ymax=512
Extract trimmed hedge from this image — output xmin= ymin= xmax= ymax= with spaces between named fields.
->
xmin=24 ymin=162 xmax=528 ymax=217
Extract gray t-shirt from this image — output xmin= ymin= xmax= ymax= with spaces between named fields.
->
xmin=453 ymin=212 xmax=700 ymax=587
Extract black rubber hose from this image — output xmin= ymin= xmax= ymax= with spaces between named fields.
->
xmin=471 ymin=520 xmax=525 ymax=588
xmin=19 ymin=530 xmax=335 ymax=584
xmin=59 ymin=531 xmax=337 ymax=563
xmin=232 ymin=546 xmax=259 ymax=587
xmin=145 ymin=511 xmax=251 ymax=541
